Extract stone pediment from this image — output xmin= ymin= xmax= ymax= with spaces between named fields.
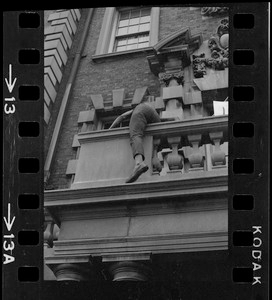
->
xmin=147 ymin=28 xmax=203 ymax=76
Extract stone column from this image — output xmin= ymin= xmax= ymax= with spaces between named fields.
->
xmin=159 ymin=71 xmax=185 ymax=121
xmin=109 ymin=261 xmax=152 ymax=281
xmin=51 ymin=263 xmax=93 ymax=281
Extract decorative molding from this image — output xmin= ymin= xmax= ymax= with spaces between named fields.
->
xmin=50 ymin=263 xmax=92 ymax=281
xmin=147 ymin=28 xmax=203 ymax=76
xmin=45 ymin=167 xmax=227 ymax=210
xmin=51 ymin=196 xmax=227 ymax=222
xmin=44 ymin=9 xmax=81 ymax=125
xmin=109 ymin=261 xmax=152 ymax=281
xmin=159 ymin=71 xmax=184 ymax=86
xmin=192 ymin=18 xmax=229 ymax=78
xmin=76 ymin=115 xmax=228 ymax=144
xmin=48 ymin=231 xmax=228 ymax=259
xmin=201 ymin=7 xmax=228 ymax=17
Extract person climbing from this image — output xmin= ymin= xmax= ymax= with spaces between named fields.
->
xmin=109 ymin=99 xmax=176 ymax=183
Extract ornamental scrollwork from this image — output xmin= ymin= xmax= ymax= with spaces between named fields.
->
xmin=192 ymin=18 xmax=229 ymax=78
xmin=192 ymin=54 xmax=207 ymax=78
xmin=201 ymin=7 xmax=228 ymax=17
xmin=217 ymin=18 xmax=229 ymax=37
xmin=159 ymin=71 xmax=184 ymax=86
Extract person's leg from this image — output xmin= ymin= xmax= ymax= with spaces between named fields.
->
xmin=126 ymin=110 xmax=148 ymax=183
xmin=130 ymin=135 xmax=145 ymax=163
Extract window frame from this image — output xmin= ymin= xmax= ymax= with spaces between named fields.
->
xmin=109 ymin=7 xmax=152 ymax=53
xmin=95 ymin=7 xmax=160 ymax=56
xmin=97 ymin=114 xmax=131 ymax=130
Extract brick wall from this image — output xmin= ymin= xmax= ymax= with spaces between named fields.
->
xmin=45 ymin=7 xmax=228 ymax=190
xmin=159 ymin=7 xmax=227 ymax=41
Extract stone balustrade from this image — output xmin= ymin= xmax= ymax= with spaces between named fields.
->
xmin=71 ymin=115 xmax=228 ymax=189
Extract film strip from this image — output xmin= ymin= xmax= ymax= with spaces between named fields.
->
xmin=2 ymin=4 xmax=269 ymax=300
xmin=3 ymin=10 xmax=43 ymax=300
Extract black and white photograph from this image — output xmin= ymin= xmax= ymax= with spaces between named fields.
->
xmin=43 ymin=6 xmax=230 ymax=297
xmin=2 ymin=4 xmax=269 ymax=300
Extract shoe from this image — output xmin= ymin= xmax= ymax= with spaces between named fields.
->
xmin=126 ymin=162 xmax=149 ymax=183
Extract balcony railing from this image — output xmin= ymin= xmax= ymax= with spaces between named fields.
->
xmin=71 ymin=115 xmax=228 ymax=189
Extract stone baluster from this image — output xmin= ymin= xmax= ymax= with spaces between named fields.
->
xmin=187 ymin=134 xmax=204 ymax=171
xmin=44 ymin=221 xmax=54 ymax=248
xmin=152 ymin=138 xmax=162 ymax=175
xmin=166 ymin=136 xmax=183 ymax=175
xmin=51 ymin=263 xmax=92 ymax=281
xmin=109 ymin=261 xmax=152 ymax=281
xmin=160 ymin=147 xmax=172 ymax=176
xmin=209 ymin=131 xmax=226 ymax=168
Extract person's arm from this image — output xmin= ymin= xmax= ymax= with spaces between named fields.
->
xmin=109 ymin=109 xmax=133 ymax=129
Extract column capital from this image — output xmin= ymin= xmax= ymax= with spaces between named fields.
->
xmin=159 ymin=71 xmax=184 ymax=87
xmin=109 ymin=261 xmax=152 ymax=281
xmin=51 ymin=263 xmax=93 ymax=281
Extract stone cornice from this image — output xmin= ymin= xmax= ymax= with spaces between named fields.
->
xmin=45 ymin=231 xmax=228 ymax=263
xmin=76 ymin=115 xmax=228 ymax=144
xmin=92 ymin=47 xmax=154 ymax=61
xmin=44 ymin=169 xmax=227 ymax=209
xmin=55 ymin=196 xmax=227 ymax=222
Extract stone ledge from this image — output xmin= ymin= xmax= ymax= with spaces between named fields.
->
xmin=46 ymin=231 xmax=228 ymax=261
xmin=45 ymin=168 xmax=227 ymax=208
xmin=92 ymin=47 xmax=154 ymax=61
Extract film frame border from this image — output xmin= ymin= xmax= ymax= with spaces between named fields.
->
xmin=2 ymin=3 xmax=270 ymax=300
xmin=3 ymin=10 xmax=43 ymax=300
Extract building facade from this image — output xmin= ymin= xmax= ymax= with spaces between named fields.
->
xmin=43 ymin=6 xmax=230 ymax=299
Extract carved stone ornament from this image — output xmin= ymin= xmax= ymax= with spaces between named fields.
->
xmin=217 ymin=18 xmax=229 ymax=37
xmin=147 ymin=28 xmax=203 ymax=77
xmin=158 ymin=71 xmax=184 ymax=86
xmin=192 ymin=54 xmax=207 ymax=78
xmin=201 ymin=7 xmax=229 ymax=17
xmin=192 ymin=18 xmax=229 ymax=78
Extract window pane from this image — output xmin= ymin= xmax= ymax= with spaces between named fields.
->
xmin=127 ymin=36 xmax=138 ymax=44
xmin=140 ymin=15 xmax=150 ymax=24
xmin=138 ymin=34 xmax=149 ymax=43
xmin=117 ymin=27 xmax=128 ymax=36
xmin=116 ymin=45 xmax=127 ymax=52
xmin=127 ymin=44 xmax=137 ymax=50
xmin=130 ymin=9 xmax=140 ymax=18
xmin=139 ymin=23 xmax=150 ymax=32
xmin=138 ymin=42 xmax=149 ymax=48
xmin=129 ymin=17 xmax=140 ymax=25
xmin=119 ymin=19 xmax=129 ymax=27
xmin=116 ymin=38 xmax=127 ymax=46
xmin=120 ymin=11 xmax=130 ymax=20
xmin=128 ymin=25 xmax=139 ymax=34
xmin=141 ymin=8 xmax=150 ymax=17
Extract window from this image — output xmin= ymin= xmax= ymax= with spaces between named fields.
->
xmin=98 ymin=115 xmax=130 ymax=130
xmin=95 ymin=7 xmax=160 ymax=56
xmin=113 ymin=8 xmax=151 ymax=52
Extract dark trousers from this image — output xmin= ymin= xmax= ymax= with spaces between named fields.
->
xmin=129 ymin=103 xmax=161 ymax=160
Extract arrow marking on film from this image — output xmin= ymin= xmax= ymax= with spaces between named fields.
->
xmin=3 ymin=203 xmax=16 ymax=232
xmin=5 ymin=64 xmax=17 ymax=93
